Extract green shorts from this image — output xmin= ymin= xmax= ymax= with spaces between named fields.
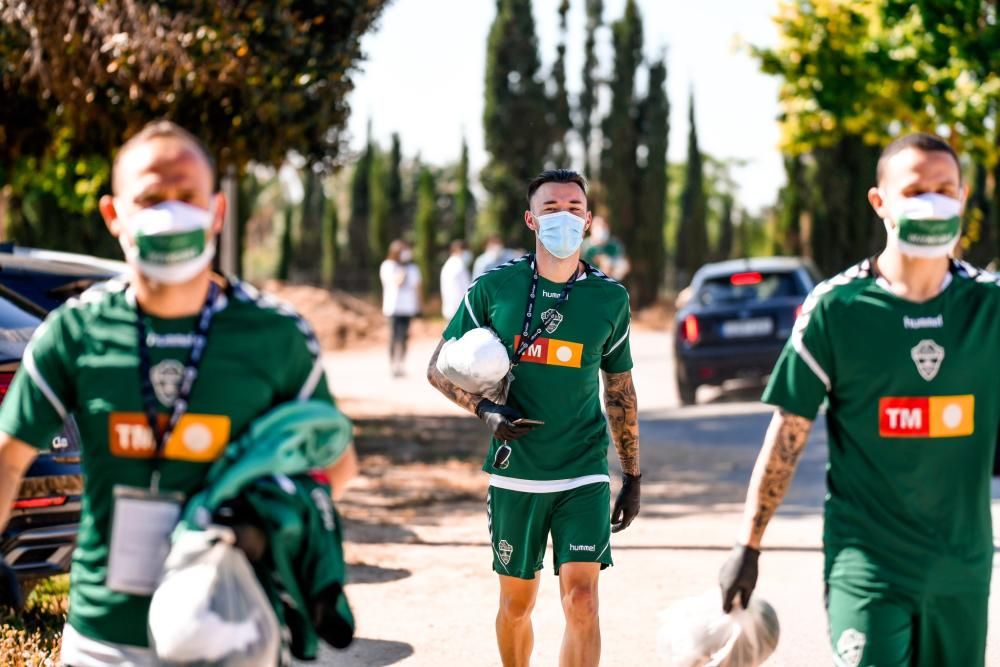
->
xmin=486 ymin=482 xmax=613 ymax=580
xmin=827 ymin=579 xmax=988 ymax=667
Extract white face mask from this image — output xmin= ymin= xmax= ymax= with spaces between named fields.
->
xmin=536 ymin=211 xmax=586 ymax=259
xmin=117 ymin=200 xmax=217 ymax=284
xmin=590 ymin=226 xmax=610 ymax=244
xmin=399 ymin=250 xmax=414 ymax=263
xmin=882 ymin=191 xmax=962 ymax=259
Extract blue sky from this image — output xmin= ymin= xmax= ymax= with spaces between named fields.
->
xmin=346 ymin=0 xmax=783 ymax=212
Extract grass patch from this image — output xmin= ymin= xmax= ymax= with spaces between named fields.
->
xmin=0 ymin=575 xmax=68 ymax=666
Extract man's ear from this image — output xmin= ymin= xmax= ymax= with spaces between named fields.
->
xmin=867 ymin=187 xmax=888 ymax=220
xmin=584 ymin=210 xmax=593 ymax=233
xmin=99 ymin=195 xmax=122 ymax=237
xmin=524 ymin=210 xmax=536 ymax=231
xmin=211 ymin=192 xmax=227 ymax=235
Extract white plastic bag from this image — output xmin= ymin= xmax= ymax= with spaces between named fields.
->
xmin=436 ymin=327 xmax=512 ymax=396
xmin=657 ymin=590 xmax=780 ymax=667
xmin=148 ymin=525 xmax=281 ymax=666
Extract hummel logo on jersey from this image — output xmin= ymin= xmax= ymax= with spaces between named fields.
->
xmin=569 ymin=544 xmax=595 ymax=552
xmin=542 ymin=289 xmax=562 ymax=298
xmin=910 ymin=339 xmax=945 ymax=381
xmin=498 ymin=539 xmax=514 ymax=566
xmin=542 ymin=308 xmax=564 ymax=334
xmin=879 ymin=395 xmax=974 ymax=438
xmin=150 ymin=359 xmax=185 ymax=406
xmin=903 ymin=315 xmax=943 ymax=330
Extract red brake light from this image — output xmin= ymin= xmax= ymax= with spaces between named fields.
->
xmin=730 ymin=271 xmax=763 ymax=286
xmin=683 ymin=314 xmax=700 ymax=344
xmin=13 ymin=496 xmax=67 ymax=510
xmin=0 ymin=372 xmax=14 ymax=403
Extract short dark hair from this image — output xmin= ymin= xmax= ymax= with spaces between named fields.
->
xmin=526 ymin=169 xmax=588 ymax=206
xmin=113 ymin=120 xmax=215 ymax=193
xmin=877 ymin=132 xmax=961 ymax=184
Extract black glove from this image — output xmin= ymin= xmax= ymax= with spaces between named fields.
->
xmin=475 ymin=399 xmax=538 ymax=442
xmin=719 ymin=543 xmax=760 ymax=612
xmin=0 ymin=556 xmax=24 ymax=611
xmin=610 ymin=473 xmax=640 ymax=533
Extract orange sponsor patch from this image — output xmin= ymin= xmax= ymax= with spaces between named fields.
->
xmin=513 ymin=336 xmax=584 ymax=368
xmin=109 ymin=413 xmax=231 ymax=462
xmin=878 ymin=395 xmax=975 ymax=438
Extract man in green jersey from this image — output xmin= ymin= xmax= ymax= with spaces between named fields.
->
xmin=0 ymin=121 xmax=358 ymax=665
xmin=719 ymin=133 xmax=1000 ymax=667
xmin=581 ymin=216 xmax=630 ymax=282
xmin=428 ymin=169 xmax=641 ymax=667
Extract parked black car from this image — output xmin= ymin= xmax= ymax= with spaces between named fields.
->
xmin=0 ymin=246 xmax=124 ymax=597
xmin=673 ymin=257 xmax=822 ymax=405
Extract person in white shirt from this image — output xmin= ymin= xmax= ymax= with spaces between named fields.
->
xmin=379 ymin=240 xmax=422 ymax=377
xmin=440 ymin=240 xmax=472 ymax=320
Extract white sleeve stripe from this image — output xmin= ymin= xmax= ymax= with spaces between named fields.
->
xmin=21 ymin=350 xmax=68 ymax=420
xmin=791 ymin=332 xmax=832 ymax=392
xmin=603 ymin=324 xmax=630 ymax=357
xmin=463 ymin=292 xmax=481 ymax=328
xmin=297 ymin=357 xmax=326 ymax=401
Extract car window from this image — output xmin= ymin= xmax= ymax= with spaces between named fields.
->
xmin=696 ymin=271 xmax=806 ymax=306
xmin=0 ymin=296 xmax=42 ymax=362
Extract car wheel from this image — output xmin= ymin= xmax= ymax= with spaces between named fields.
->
xmin=677 ymin=377 xmax=698 ymax=406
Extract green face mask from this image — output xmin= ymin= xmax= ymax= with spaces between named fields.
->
xmin=887 ymin=192 xmax=962 ymax=258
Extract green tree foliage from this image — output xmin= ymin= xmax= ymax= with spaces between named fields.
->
xmin=0 ymin=0 xmax=388 ymax=257
xmin=453 ymin=138 xmax=475 ymax=242
xmin=386 ymin=133 xmax=406 ymax=242
xmin=342 ymin=135 xmax=374 ymax=290
xmin=716 ymin=195 xmax=735 ymax=261
xmin=677 ymin=93 xmax=708 ymax=284
xmin=324 ymin=195 xmax=341 ymax=287
xmin=414 ymin=167 xmax=438 ymax=298
xmin=549 ymin=0 xmax=573 ymax=167
xmin=295 ymin=167 xmax=327 ymax=283
xmin=634 ymin=57 xmax=669 ymax=307
xmin=482 ymin=0 xmax=555 ymax=247
xmin=756 ymin=0 xmax=1000 ymax=270
xmin=578 ymin=0 xmax=603 ymax=178
xmin=599 ymin=0 xmax=670 ymax=307
xmin=369 ymin=146 xmax=390 ymax=266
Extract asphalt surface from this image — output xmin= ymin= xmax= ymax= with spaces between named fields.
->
xmin=308 ymin=330 xmax=1000 ymax=666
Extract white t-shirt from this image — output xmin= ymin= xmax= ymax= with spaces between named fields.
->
xmin=440 ymin=254 xmax=471 ymax=319
xmin=380 ymin=260 xmax=421 ymax=316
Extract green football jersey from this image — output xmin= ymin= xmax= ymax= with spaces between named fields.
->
xmin=762 ymin=258 xmax=1000 ymax=594
xmin=582 ymin=238 xmax=625 ymax=265
xmin=0 ymin=278 xmax=334 ymax=648
xmin=443 ymin=256 xmax=633 ymax=490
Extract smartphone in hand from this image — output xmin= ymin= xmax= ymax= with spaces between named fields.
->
xmin=513 ymin=418 xmax=544 ymax=426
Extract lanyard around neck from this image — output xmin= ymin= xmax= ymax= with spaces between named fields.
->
xmin=512 ymin=254 xmax=585 ymax=365
xmin=134 ymin=281 xmax=220 ymax=491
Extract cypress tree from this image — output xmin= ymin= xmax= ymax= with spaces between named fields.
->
xmin=578 ymin=0 xmax=603 ymax=178
xmin=634 ymin=56 xmax=669 ymax=307
xmin=453 ymin=137 xmax=474 ymax=241
xmin=342 ymin=130 xmax=374 ymax=290
xmin=414 ymin=167 xmax=438 ymax=299
xmin=600 ymin=0 xmax=642 ymax=251
xmin=677 ymin=91 xmax=708 ymax=285
xmin=277 ymin=206 xmax=294 ymax=281
xmin=295 ymin=166 xmax=327 ymax=283
xmin=369 ymin=145 xmax=390 ymax=266
xmin=717 ymin=194 xmax=734 ymax=261
xmin=324 ymin=196 xmax=340 ymax=288
xmin=549 ymin=0 xmax=572 ymax=167
xmin=483 ymin=0 xmax=553 ymax=247
xmin=387 ymin=133 xmax=405 ymax=241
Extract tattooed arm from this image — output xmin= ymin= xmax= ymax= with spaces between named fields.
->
xmin=602 ymin=370 xmax=640 ymax=476
xmin=738 ymin=409 xmax=813 ymax=548
xmin=427 ymin=339 xmax=484 ymax=415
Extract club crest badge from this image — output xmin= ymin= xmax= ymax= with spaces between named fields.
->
xmin=836 ymin=628 xmax=866 ymax=667
xmin=910 ymin=339 xmax=945 ymax=382
xmin=498 ymin=539 xmax=514 ymax=566
xmin=150 ymin=359 xmax=185 ymax=406
xmin=542 ymin=308 xmax=564 ymax=334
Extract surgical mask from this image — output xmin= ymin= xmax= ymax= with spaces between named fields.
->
xmin=117 ymin=200 xmax=216 ymax=284
xmin=883 ymin=192 xmax=962 ymax=258
xmin=399 ymin=250 xmax=414 ymax=263
xmin=535 ymin=211 xmax=586 ymax=259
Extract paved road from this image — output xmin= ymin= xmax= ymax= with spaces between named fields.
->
xmin=309 ymin=330 xmax=1000 ymax=666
